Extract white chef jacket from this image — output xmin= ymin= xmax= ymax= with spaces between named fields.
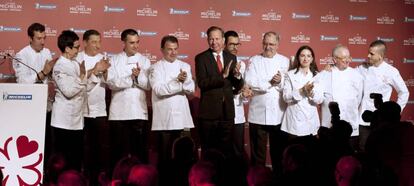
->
xmin=357 ymin=61 xmax=409 ymax=126
xmin=13 ymin=45 xmax=52 ymax=83
xmin=51 ymin=56 xmax=87 ymax=130
xmin=281 ymin=70 xmax=323 ymax=136
xmin=13 ymin=45 xmax=53 ymax=111
xmin=149 ymin=58 xmax=195 ymax=130
xmin=245 ymin=54 xmax=290 ymax=125
xmin=106 ymin=51 xmax=150 ymax=121
xmin=76 ymin=51 xmax=107 ymax=118
xmin=315 ymin=66 xmax=363 ymax=136
xmin=234 ymin=60 xmax=247 ymax=124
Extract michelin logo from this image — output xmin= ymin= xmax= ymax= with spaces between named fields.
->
xmin=0 ymin=25 xmax=21 ymax=32
xmin=352 ymin=58 xmax=366 ymax=63
xmin=137 ymin=30 xmax=157 ymax=36
xmin=232 ymin=10 xmax=251 ymax=17
xmin=376 ymin=37 xmax=394 ymax=42
xmin=169 ymin=8 xmax=190 ymax=15
xmin=177 ymin=54 xmax=188 ymax=59
xmin=3 ymin=92 xmax=32 ymax=100
xmin=292 ymin=13 xmax=310 ymax=19
xmin=349 ymin=15 xmax=367 ymax=21
xmin=35 ymin=3 xmax=56 ymax=10
xmin=404 ymin=17 xmax=414 ymax=22
xmin=104 ymin=6 xmax=125 ymax=12
xmin=320 ymin=35 xmax=338 ymax=41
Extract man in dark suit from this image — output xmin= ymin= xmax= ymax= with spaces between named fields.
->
xmin=195 ymin=26 xmax=243 ymax=157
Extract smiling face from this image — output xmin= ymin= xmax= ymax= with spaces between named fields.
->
xmin=123 ymin=34 xmax=140 ymax=56
xmin=334 ymin=47 xmax=351 ymax=70
xmin=84 ymin=34 xmax=101 ymax=56
xmin=162 ymin=41 xmax=178 ymax=62
xmin=299 ymin=49 xmax=313 ymax=69
xmin=208 ymin=29 xmax=224 ymax=53
xmin=262 ymin=34 xmax=279 ymax=58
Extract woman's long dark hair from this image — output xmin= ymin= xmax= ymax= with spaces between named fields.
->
xmin=289 ymin=45 xmax=319 ymax=76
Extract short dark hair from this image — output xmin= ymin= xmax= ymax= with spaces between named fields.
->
xmin=57 ymin=30 xmax=79 ymax=53
xmin=161 ymin=35 xmax=179 ymax=48
xmin=224 ymin=30 xmax=239 ymax=44
xmin=369 ymin=40 xmax=387 ymax=56
xmin=121 ymin=29 xmax=138 ymax=42
xmin=27 ymin=23 xmax=45 ymax=38
xmin=206 ymin=26 xmax=224 ymax=39
xmin=83 ymin=29 xmax=100 ymax=41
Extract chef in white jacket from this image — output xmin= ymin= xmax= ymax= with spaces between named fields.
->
xmin=149 ymin=35 xmax=195 ymax=164
xmin=357 ymin=40 xmax=409 ymax=151
xmin=315 ymin=45 xmax=363 ymax=150
xmin=245 ymin=32 xmax=289 ymax=174
xmin=51 ymin=30 xmax=86 ymax=171
xmin=104 ymin=29 xmax=151 ymax=165
xmin=12 ymin=23 xmax=56 ymax=168
xmin=76 ymin=29 xmax=111 ymax=182
xmin=282 ymin=45 xmax=323 ymax=136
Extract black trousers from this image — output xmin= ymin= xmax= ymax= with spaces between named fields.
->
xmin=233 ymin=123 xmax=246 ymax=158
xmin=154 ymin=130 xmax=182 ymax=165
xmin=249 ymin=124 xmax=288 ymax=175
xmin=109 ymin=119 xmax=149 ymax=168
xmin=51 ymin=126 xmax=83 ymax=171
xmin=359 ymin=125 xmax=371 ymax=152
xmin=198 ymin=119 xmax=235 ymax=157
xmin=83 ymin=116 xmax=110 ymax=183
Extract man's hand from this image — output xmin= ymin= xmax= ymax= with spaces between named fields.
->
xmin=233 ymin=62 xmax=241 ymax=78
xmin=79 ymin=60 xmax=86 ymax=80
xmin=241 ymin=85 xmax=254 ymax=98
xmin=42 ymin=57 xmax=58 ymax=75
xmin=177 ymin=69 xmax=187 ymax=83
xmin=131 ymin=63 xmax=141 ymax=79
xmin=222 ymin=60 xmax=234 ymax=79
xmin=270 ymin=71 xmax=282 ymax=86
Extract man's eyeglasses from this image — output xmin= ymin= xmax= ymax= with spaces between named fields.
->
xmin=228 ymin=43 xmax=241 ymax=47
xmin=335 ymin=56 xmax=352 ymax=62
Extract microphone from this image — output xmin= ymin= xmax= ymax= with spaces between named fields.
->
xmin=6 ymin=53 xmax=43 ymax=83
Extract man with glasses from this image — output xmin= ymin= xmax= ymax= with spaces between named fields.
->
xmin=315 ymin=45 xmax=363 ymax=151
xmin=245 ymin=31 xmax=289 ymax=176
xmin=51 ymin=30 xmax=86 ymax=171
xmin=224 ymin=30 xmax=252 ymax=159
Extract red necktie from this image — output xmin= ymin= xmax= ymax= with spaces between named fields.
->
xmin=216 ymin=54 xmax=223 ymax=72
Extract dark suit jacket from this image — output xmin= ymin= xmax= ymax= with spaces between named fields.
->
xmin=195 ymin=49 xmax=243 ymax=120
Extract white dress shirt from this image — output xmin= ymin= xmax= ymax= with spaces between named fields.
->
xmin=149 ymin=58 xmax=195 ymax=130
xmin=245 ymin=54 xmax=290 ymax=125
xmin=234 ymin=60 xmax=247 ymax=124
xmin=357 ymin=62 xmax=409 ymax=126
xmin=76 ymin=51 xmax=107 ymax=118
xmin=51 ymin=56 xmax=87 ymax=130
xmin=315 ymin=66 xmax=363 ymax=136
xmin=281 ymin=70 xmax=323 ymax=136
xmin=106 ymin=51 xmax=150 ymax=121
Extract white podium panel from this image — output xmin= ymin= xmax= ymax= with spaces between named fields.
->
xmin=0 ymin=83 xmax=47 ymax=185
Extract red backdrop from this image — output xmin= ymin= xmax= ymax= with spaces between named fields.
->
xmin=0 ymin=0 xmax=413 ymax=120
